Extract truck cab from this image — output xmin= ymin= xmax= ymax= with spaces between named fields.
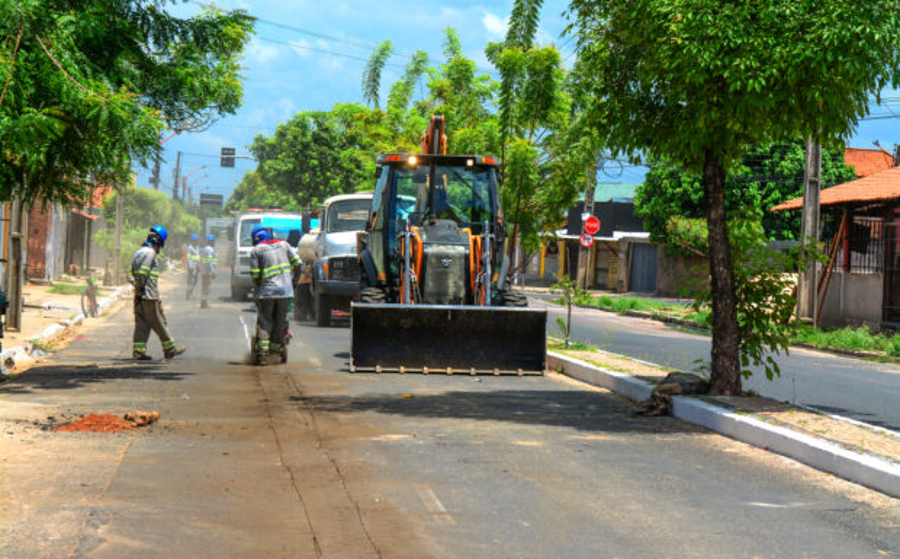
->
xmin=295 ymin=193 xmax=372 ymax=326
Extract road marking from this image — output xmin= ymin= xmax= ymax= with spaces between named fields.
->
xmin=238 ymin=316 xmax=251 ymax=353
xmin=366 ymin=434 xmax=413 ymax=442
xmin=415 ymin=485 xmax=455 ymax=525
xmin=511 ymin=440 xmax=543 ymax=447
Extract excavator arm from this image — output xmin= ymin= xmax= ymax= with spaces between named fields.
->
xmin=421 ymin=115 xmax=447 ymax=156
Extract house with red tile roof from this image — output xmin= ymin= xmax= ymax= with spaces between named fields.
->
xmin=772 ymin=159 xmax=900 ymax=327
xmin=844 ymin=147 xmax=895 ymax=178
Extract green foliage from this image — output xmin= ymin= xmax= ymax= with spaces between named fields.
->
xmin=246 ymin=107 xmax=380 ymax=209
xmin=387 ymin=51 xmax=429 ymax=112
xmin=636 ymin=140 xmax=857 ymax=249
xmin=551 ymin=277 xmax=584 ymax=347
xmin=0 ymin=0 xmax=254 ymax=204
xmin=569 ymin=0 xmax=900 ymax=393
xmin=225 ymin=171 xmax=300 ymax=212
xmin=691 ymin=213 xmax=818 ymax=381
xmin=95 ymin=184 xmax=200 ymax=271
xmin=362 ymin=41 xmax=394 ymax=109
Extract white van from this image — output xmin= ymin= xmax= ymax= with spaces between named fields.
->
xmin=230 ymin=211 xmax=306 ymax=300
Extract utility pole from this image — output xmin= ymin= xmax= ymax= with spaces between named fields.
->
xmin=172 ymin=150 xmax=182 ymax=200
xmin=150 ymin=150 xmax=162 ymax=190
xmin=577 ymin=155 xmax=600 ymax=289
xmin=798 ymin=136 xmax=822 ymax=322
xmin=114 ymin=185 xmax=124 ymax=285
xmin=6 ymin=193 xmax=25 ymax=331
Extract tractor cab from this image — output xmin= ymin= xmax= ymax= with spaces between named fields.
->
xmin=366 ymin=153 xmax=504 ymax=296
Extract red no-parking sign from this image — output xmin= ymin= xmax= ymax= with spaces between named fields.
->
xmin=579 ymin=232 xmax=594 ymax=248
xmin=584 ymin=215 xmax=601 ymax=235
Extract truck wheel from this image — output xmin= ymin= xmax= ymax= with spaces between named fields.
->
xmin=359 ymin=286 xmax=387 ymax=304
xmin=294 ymin=284 xmax=313 ymax=321
xmin=499 ymin=289 xmax=528 ymax=307
xmin=315 ymin=292 xmax=332 ymax=327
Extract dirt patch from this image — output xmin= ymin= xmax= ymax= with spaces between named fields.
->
xmin=54 ymin=410 xmax=159 ymax=433
xmin=55 ymin=413 xmax=134 ymax=432
xmin=712 ymin=396 xmax=900 ymax=463
xmin=561 ymin=347 xmax=672 ymax=381
xmin=554 ymin=345 xmax=900 ymax=464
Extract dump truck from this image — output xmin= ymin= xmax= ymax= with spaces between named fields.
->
xmin=350 ymin=116 xmax=547 ymax=374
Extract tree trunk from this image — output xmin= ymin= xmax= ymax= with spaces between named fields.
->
xmin=703 ymin=149 xmax=742 ymax=395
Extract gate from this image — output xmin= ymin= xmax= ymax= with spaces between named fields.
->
xmin=629 ymin=242 xmax=658 ymax=293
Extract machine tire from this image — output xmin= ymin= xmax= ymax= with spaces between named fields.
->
xmin=359 ymin=286 xmax=387 ymax=304
xmin=315 ymin=292 xmax=332 ymax=327
xmin=499 ymin=289 xmax=528 ymax=307
xmin=294 ymin=284 xmax=313 ymax=321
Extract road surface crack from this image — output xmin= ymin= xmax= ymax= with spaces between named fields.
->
xmin=254 ymin=369 xmax=324 ymax=558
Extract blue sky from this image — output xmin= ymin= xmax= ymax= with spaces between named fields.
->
xmin=135 ymin=1 xmax=900 ymax=203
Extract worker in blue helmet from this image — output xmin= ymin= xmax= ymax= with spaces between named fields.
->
xmin=128 ymin=225 xmax=185 ymax=360
xmin=249 ymin=224 xmax=300 ymax=365
xmin=199 ymin=233 xmax=217 ymax=309
xmin=186 ymin=233 xmax=200 ymax=299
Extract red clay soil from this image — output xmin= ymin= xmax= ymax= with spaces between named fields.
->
xmin=55 ymin=413 xmax=134 ymax=433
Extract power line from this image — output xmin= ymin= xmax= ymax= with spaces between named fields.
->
xmin=255 ymin=35 xmax=407 ymax=68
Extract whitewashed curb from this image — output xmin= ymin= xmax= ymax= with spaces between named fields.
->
xmin=1 ymin=284 xmax=132 ymax=373
xmin=548 ymin=350 xmax=900 ymax=498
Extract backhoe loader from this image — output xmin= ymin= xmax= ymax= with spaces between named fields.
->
xmin=351 ymin=116 xmax=547 ymax=374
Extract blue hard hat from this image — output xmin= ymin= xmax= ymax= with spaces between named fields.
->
xmin=149 ymin=225 xmax=168 ymax=247
xmin=251 ymin=224 xmax=271 ymax=245
xmin=207 ymin=234 xmax=216 ymax=242
xmin=190 ymin=233 xmax=199 ymax=241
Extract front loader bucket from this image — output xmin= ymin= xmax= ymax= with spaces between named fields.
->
xmin=351 ymin=303 xmax=547 ymax=375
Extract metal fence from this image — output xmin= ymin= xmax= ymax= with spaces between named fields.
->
xmin=834 ymin=216 xmax=886 ymax=274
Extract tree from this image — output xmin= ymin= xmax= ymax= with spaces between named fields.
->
xmin=362 ymin=41 xmax=394 ymax=109
xmin=486 ymin=0 xmax=590 ymax=258
xmin=569 ymin=0 xmax=900 ymax=394
xmin=0 ymin=0 xmax=253 ymax=204
xmin=637 ymin=140 xmax=857 ymax=251
xmin=245 ymin=107 xmax=376 ymax=209
xmin=96 ymin=183 xmax=202 ymax=271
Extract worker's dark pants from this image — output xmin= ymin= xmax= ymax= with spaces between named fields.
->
xmin=200 ymin=273 xmax=212 ymax=305
xmin=186 ymin=267 xmax=199 ymax=297
xmin=255 ymin=298 xmax=290 ymax=355
xmin=133 ymin=299 xmax=175 ymax=355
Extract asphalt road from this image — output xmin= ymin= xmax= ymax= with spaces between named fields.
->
xmin=531 ymin=296 xmax=900 ymax=431
xmin=1 ymin=274 xmax=898 ymax=558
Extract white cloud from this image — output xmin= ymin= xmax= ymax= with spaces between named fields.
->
xmin=482 ymin=11 xmax=508 ymax=40
xmin=289 ymin=38 xmax=313 ymax=57
xmin=245 ymin=39 xmax=281 ymax=64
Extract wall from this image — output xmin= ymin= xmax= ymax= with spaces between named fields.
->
xmin=818 ymin=272 xmax=883 ymax=327
xmin=657 ymin=251 xmax=708 ymax=297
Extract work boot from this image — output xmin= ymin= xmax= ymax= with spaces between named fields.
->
xmin=133 ymin=352 xmax=152 ymax=361
xmin=255 ymin=352 xmax=268 ymax=366
xmin=164 ymin=346 xmax=187 ymax=359
xmin=201 ymin=299 xmax=208 ymax=309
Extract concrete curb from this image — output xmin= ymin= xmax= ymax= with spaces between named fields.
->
xmin=548 ymin=350 xmax=900 ymax=498
xmin=1 ymin=285 xmax=132 ymax=374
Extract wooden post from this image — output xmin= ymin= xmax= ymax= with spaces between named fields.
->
xmin=815 ymin=209 xmax=849 ymax=325
xmin=6 ymin=195 xmax=25 ymax=331
xmin=557 ymin=241 xmax=566 ymax=282
xmin=114 ymin=186 xmax=123 ymax=285
xmin=540 ymin=241 xmax=546 ymax=280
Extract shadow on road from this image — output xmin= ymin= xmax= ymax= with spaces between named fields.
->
xmin=0 ymin=363 xmax=190 ymax=394
xmin=291 ymin=389 xmax=701 ymax=435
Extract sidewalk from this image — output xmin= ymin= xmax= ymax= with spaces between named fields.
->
xmin=1 ymin=278 xmax=132 ymax=376
xmin=549 ymin=341 xmax=900 ymax=497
